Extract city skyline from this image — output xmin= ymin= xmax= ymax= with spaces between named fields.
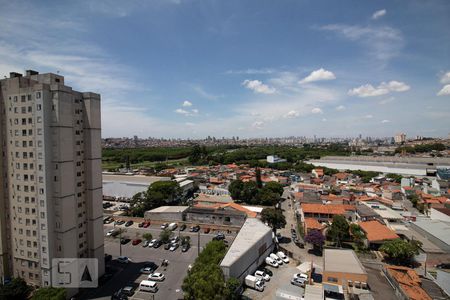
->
xmin=1 ymin=0 xmax=449 ymax=138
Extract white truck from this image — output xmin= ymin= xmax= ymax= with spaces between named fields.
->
xmin=245 ymin=275 xmax=264 ymax=292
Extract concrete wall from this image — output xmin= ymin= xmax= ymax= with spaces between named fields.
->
xmin=323 ymin=271 xmax=368 ymax=286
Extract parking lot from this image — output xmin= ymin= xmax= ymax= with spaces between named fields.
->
xmin=77 ymin=224 xmax=236 ymax=300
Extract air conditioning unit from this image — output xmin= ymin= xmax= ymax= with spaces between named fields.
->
xmin=347 ymin=280 xmax=353 ymax=287
xmin=361 ymin=282 xmax=368 ymax=290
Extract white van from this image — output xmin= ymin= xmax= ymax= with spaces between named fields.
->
xmin=168 ymin=222 xmax=178 ymax=230
xmin=139 ymin=280 xmax=158 ymax=293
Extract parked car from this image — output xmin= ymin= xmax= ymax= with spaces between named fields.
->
xmin=181 ymin=243 xmax=190 ymax=252
xmin=170 ymin=236 xmax=180 ymax=244
xmin=265 ymin=256 xmax=279 ymax=267
xmin=140 ymin=262 xmax=158 ymax=274
xmin=254 ymin=270 xmax=270 ymax=282
xmin=132 ymin=239 xmax=142 ymax=246
xmin=204 ymin=227 xmax=210 ymax=234
xmin=168 ymin=223 xmax=178 ymax=230
xmin=153 ymin=240 xmax=162 ymax=248
xmin=121 ymin=285 xmax=135 ymax=296
xmin=169 ymin=243 xmax=179 ymax=251
xmin=436 ymin=263 xmax=450 ymax=269
xmin=180 ymin=224 xmax=186 ymax=231
xmin=143 ymin=221 xmax=151 ymax=228
xmin=213 ymin=233 xmax=225 ymax=241
xmin=258 ymin=267 xmax=273 ymax=277
xmin=142 ymin=240 xmax=150 ymax=247
xmin=160 ymin=223 xmax=168 ymax=229
xmin=164 ymin=243 xmax=171 ymax=250
xmin=270 ymin=253 xmax=283 ymax=265
xmin=293 ymin=273 xmax=308 ymax=280
xmin=106 ymin=229 xmax=118 ymax=237
xmin=115 ymin=220 xmax=125 ymax=225
xmin=125 ymin=221 xmax=133 ymax=227
xmin=276 ymin=251 xmax=289 ymax=264
xmin=291 ymin=277 xmax=306 ymax=287
xmin=138 ymin=222 xmax=145 ymax=228
xmin=120 ymin=238 xmax=131 ymax=245
xmin=148 ymin=239 xmax=157 ymax=247
xmin=117 ymin=256 xmax=131 ymax=264
xmin=190 ymin=225 xmax=200 ymax=232
xmin=147 ymin=273 xmax=165 ymax=281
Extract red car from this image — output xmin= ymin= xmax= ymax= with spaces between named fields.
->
xmin=132 ymin=239 xmax=142 ymax=246
xmin=143 ymin=221 xmax=151 ymax=228
xmin=204 ymin=228 xmax=210 ymax=234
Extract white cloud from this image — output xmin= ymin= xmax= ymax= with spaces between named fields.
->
xmin=252 ymin=121 xmax=264 ymax=129
xmin=175 ymin=108 xmax=189 ymax=115
xmin=437 ymin=84 xmax=450 ymax=96
xmin=299 ymin=68 xmax=336 ymax=84
xmin=285 ymin=110 xmax=300 ymax=118
xmin=372 ymin=9 xmax=387 ymax=20
xmin=311 ymin=108 xmax=323 ymax=114
xmin=440 ymin=72 xmax=450 ymax=84
xmin=336 ymin=105 xmax=346 ymax=111
xmin=242 ymin=79 xmax=276 ymax=94
xmin=379 ymin=96 xmax=395 ymax=105
xmin=191 ymin=108 xmax=199 ymax=114
xmin=226 ymin=68 xmax=275 ymax=75
xmin=182 ymin=100 xmax=192 ymax=107
xmin=364 ymin=114 xmax=373 ymax=119
xmin=319 ymin=24 xmax=403 ymax=63
xmin=381 ymin=119 xmax=390 ymax=123
xmin=348 ymin=81 xmax=410 ymax=97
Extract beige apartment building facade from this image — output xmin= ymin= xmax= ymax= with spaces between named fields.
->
xmin=0 ymin=70 xmax=104 ymax=288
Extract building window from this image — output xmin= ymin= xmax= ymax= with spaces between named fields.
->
xmin=36 ymin=92 xmax=41 ymax=99
xmin=36 ymin=104 xmax=41 ymax=111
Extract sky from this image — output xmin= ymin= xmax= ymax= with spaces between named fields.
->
xmin=0 ymin=0 xmax=449 ymax=139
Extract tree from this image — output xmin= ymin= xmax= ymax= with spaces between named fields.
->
xmin=188 ymin=145 xmax=208 ymax=164
xmin=264 ymin=181 xmax=283 ymax=196
xmin=327 ymin=215 xmax=349 ymax=247
xmin=32 ymin=287 xmax=66 ymax=300
xmin=261 ymin=208 xmax=286 ymax=233
xmin=0 ymin=277 xmax=32 ymax=300
xmin=159 ymin=229 xmax=172 ymax=244
xmin=142 ymin=233 xmax=153 ymax=241
xmin=224 ymin=277 xmax=240 ymax=300
xmin=182 ymin=240 xmax=229 ymax=300
xmin=350 ymin=224 xmax=367 ymax=251
xmin=130 ymin=181 xmax=181 ymax=217
xmin=380 ymin=239 xmax=422 ymax=266
xmin=255 ymin=168 xmax=262 ymax=188
xmin=305 ymin=229 xmax=325 ymax=252
xmin=228 ymin=180 xmax=244 ymax=201
xmin=386 ymin=173 xmax=402 ymax=183
xmin=257 ymin=188 xmax=279 ymax=206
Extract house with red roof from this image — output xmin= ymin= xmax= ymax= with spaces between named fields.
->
xmin=359 ymin=220 xmax=399 ymax=249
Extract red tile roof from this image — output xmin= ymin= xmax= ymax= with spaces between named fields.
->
xmin=304 ymin=218 xmax=325 ymax=230
xmin=359 ymin=220 xmax=399 ymax=242
xmin=385 ymin=266 xmax=431 ymax=300
xmin=301 ymin=203 xmax=355 ymax=215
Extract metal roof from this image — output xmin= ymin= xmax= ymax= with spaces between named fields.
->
xmin=323 ymin=249 xmax=367 ymax=275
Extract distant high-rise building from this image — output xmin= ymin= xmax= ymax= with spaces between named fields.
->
xmin=0 ymin=71 xmax=104 ymax=289
xmin=394 ymin=133 xmax=406 ymax=144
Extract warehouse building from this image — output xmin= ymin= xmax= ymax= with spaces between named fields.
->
xmin=323 ymin=249 xmax=368 ymax=286
xmin=144 ymin=206 xmax=189 ymax=222
xmin=220 ymin=218 xmax=274 ymax=282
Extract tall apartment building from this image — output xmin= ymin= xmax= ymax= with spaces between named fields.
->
xmin=394 ymin=133 xmax=406 ymax=144
xmin=0 ymin=70 xmax=104 ymax=289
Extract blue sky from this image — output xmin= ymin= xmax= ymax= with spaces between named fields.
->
xmin=1 ymin=0 xmax=449 ymax=138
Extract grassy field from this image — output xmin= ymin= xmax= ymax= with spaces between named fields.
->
xmin=102 ymin=157 xmax=189 ymax=170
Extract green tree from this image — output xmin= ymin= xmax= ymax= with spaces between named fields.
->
xmin=264 ymin=181 xmax=283 ymax=196
xmin=142 ymin=233 xmax=153 ymax=241
xmin=380 ymin=239 xmax=422 ymax=266
xmin=160 ymin=229 xmax=172 ymax=244
xmin=327 ymin=215 xmax=350 ymax=247
xmin=182 ymin=240 xmax=228 ymax=300
xmin=261 ymin=208 xmax=286 ymax=233
xmin=257 ymin=188 xmax=279 ymax=206
xmin=241 ymin=181 xmax=259 ymax=204
xmin=130 ymin=181 xmax=181 ymax=217
xmin=228 ymin=180 xmax=244 ymax=201
xmin=32 ymin=287 xmax=66 ymax=300
xmin=0 ymin=277 xmax=32 ymax=300
xmin=255 ymin=168 xmax=262 ymax=188
xmin=350 ymin=223 xmax=367 ymax=251
xmin=386 ymin=173 xmax=403 ymax=183
xmin=225 ymin=277 xmax=240 ymax=300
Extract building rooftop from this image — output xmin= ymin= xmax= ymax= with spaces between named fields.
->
xmin=323 ymin=249 xmax=366 ymax=275
xmin=359 ymin=220 xmax=399 ymax=242
xmin=385 ymin=266 xmax=431 ymax=300
xmin=301 ymin=203 xmax=355 ymax=215
xmin=411 ymin=218 xmax=450 ymax=247
xmin=361 ymin=202 xmax=403 ymax=220
xmin=102 ymin=174 xmax=171 ymax=199
xmin=220 ymin=218 xmax=272 ymax=268
xmin=147 ymin=206 xmax=189 ymax=213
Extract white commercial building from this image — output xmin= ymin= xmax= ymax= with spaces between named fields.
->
xmin=220 ymin=218 xmax=274 ymax=282
xmin=0 ymin=71 xmax=104 ymax=290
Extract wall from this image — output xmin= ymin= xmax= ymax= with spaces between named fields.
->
xmin=322 ymin=271 xmax=368 ymax=286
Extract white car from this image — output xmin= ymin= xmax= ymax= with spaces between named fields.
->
xmin=106 ymin=229 xmax=116 ymax=236
xmin=117 ymin=256 xmax=130 ymax=264
xmin=147 ymin=273 xmax=165 ymax=281
xmin=265 ymin=256 xmax=279 ymax=268
xmin=160 ymin=223 xmax=168 ymax=229
xmin=270 ymin=253 xmax=283 ymax=265
xmin=169 ymin=243 xmax=179 ymax=251
xmin=148 ymin=239 xmax=157 ymax=247
xmin=276 ymin=251 xmax=290 ymax=264
xmin=143 ymin=240 xmax=150 ymax=247
xmin=254 ymin=270 xmax=270 ymax=282
xmin=293 ymin=273 xmax=308 ymax=280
